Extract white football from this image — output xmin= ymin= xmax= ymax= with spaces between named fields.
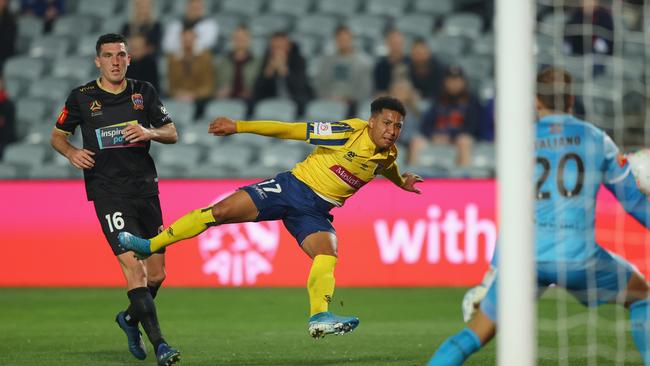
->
xmin=627 ymin=149 xmax=650 ymax=195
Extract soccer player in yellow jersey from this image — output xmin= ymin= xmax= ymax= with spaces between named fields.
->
xmin=118 ymin=96 xmax=423 ymax=338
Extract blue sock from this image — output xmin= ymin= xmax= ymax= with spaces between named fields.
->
xmin=427 ymin=327 xmax=481 ymax=366
xmin=630 ymin=297 xmax=650 ymax=365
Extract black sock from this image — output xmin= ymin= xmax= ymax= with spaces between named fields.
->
xmin=148 ymin=283 xmax=161 ymax=299
xmin=127 ymin=287 xmax=166 ymax=350
xmin=125 ymin=284 xmax=161 ymax=326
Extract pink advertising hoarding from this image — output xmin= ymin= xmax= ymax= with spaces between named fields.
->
xmin=0 ymin=179 xmax=648 ymax=287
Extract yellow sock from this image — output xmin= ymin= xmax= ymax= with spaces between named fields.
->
xmin=307 ymin=255 xmax=337 ymax=316
xmin=150 ymin=207 xmax=216 ymax=252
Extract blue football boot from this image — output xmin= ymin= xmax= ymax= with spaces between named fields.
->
xmin=308 ymin=311 xmax=360 ymax=338
xmin=118 ymin=232 xmax=153 ymax=259
xmin=115 ymin=311 xmax=147 ymax=360
xmin=156 ymin=343 xmax=181 ymax=366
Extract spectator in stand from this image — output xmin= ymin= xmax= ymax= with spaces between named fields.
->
xmin=162 ymin=0 xmax=218 ymax=56
xmin=121 ymin=0 xmax=162 ymax=55
xmin=410 ymin=66 xmax=481 ymax=167
xmin=564 ymin=0 xmax=614 ymax=56
xmin=252 ymin=31 xmax=313 ymax=117
xmin=373 ymin=28 xmax=409 ymax=96
xmin=0 ymin=0 xmax=17 ymax=72
xmin=20 ymin=0 xmax=62 ymax=33
xmin=479 ymin=98 xmax=495 ymax=142
xmin=126 ymin=34 xmax=160 ymax=92
xmin=0 ymin=75 xmax=16 ymax=158
xmin=215 ymin=25 xmax=260 ymax=102
xmin=167 ymin=27 xmax=215 ymax=120
xmin=316 ymin=25 xmax=372 ymax=118
xmin=408 ymin=38 xmax=445 ymax=99
xmin=389 ymin=78 xmax=421 ymax=164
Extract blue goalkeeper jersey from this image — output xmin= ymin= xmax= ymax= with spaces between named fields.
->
xmin=535 ymin=114 xmax=629 ymax=262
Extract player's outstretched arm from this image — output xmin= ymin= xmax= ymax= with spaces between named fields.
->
xmin=209 ymin=116 xmax=308 ymax=140
xmin=50 ymin=128 xmax=95 ymax=169
xmin=605 ymin=173 xmax=650 ymax=228
xmin=381 ymin=162 xmax=423 ymax=194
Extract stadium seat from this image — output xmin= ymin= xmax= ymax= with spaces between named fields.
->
xmin=259 ymin=144 xmax=307 ymax=170
xmin=27 ymin=164 xmax=71 ymax=179
xmin=75 ymin=0 xmax=119 ymax=17
xmin=442 ymin=13 xmax=483 ymax=38
xmin=17 ymin=15 xmax=43 ymax=40
xmin=269 ymin=0 xmax=313 ymax=16
xmin=16 ymin=97 xmax=50 ymax=125
xmin=415 ymin=144 xmax=456 ymax=169
xmin=252 ymin=98 xmax=297 ymax=121
xmin=472 ymin=33 xmax=495 ymax=56
xmin=623 ymin=40 xmax=646 ymax=61
xmin=413 ymin=0 xmax=454 ymax=15
xmin=28 ymin=77 xmax=76 ymax=103
xmin=395 ymin=14 xmax=435 ymax=39
xmin=155 ymin=144 xmax=202 ymax=168
xmin=29 ymin=35 xmax=71 ymax=59
xmin=76 ymin=34 xmax=103 ymax=57
xmin=2 ymin=143 xmax=49 ymax=168
xmin=304 ymin=99 xmax=348 ymax=122
xmin=538 ymin=11 xmax=567 ymax=36
xmin=0 ymin=164 xmax=18 ymax=179
xmin=471 ymin=143 xmax=495 ymax=170
xmin=447 ymin=166 xmax=493 ymax=179
xmin=24 ymin=123 xmax=56 ymax=145
xmin=250 ymin=36 xmax=268 ymax=57
xmin=185 ymin=164 xmax=240 ymax=178
xmin=428 ymin=35 xmax=466 ymax=60
xmin=52 ymin=14 xmax=96 ymax=37
xmin=179 ymin=123 xmax=215 ymax=146
xmin=292 ymin=34 xmax=321 ymax=58
xmin=456 ymin=55 xmax=493 ymax=81
xmin=4 ymin=56 xmax=45 ymax=81
xmin=623 ymin=88 xmax=646 ymax=116
xmin=161 ymin=99 xmax=196 ymax=126
xmin=316 ymin=0 xmax=361 ymax=17
xmin=52 ymin=56 xmax=94 ymax=81
xmin=204 ymin=99 xmax=247 ymax=121
xmin=4 ymin=77 xmax=26 ymax=99
xmin=98 ymin=14 xmax=128 ymax=35
xmin=365 ymin=0 xmax=408 ymax=16
xmin=221 ymin=0 xmax=265 ymax=16
xmin=234 ymin=164 xmax=280 ymax=178
xmin=295 ymin=14 xmax=339 ymax=38
xmin=346 ymin=15 xmax=387 ymax=40
xmin=205 ymin=143 xmax=255 ymax=169
xmin=250 ymin=14 xmax=292 ymax=37
xmin=155 ymin=164 xmax=188 ymax=178
xmin=226 ymin=130 xmax=276 ymax=147
xmin=214 ymin=13 xmax=245 ymax=39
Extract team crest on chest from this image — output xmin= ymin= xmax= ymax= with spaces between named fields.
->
xmin=131 ymin=93 xmax=144 ymax=110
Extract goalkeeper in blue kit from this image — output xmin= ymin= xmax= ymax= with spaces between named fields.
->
xmin=428 ymin=67 xmax=650 ymax=365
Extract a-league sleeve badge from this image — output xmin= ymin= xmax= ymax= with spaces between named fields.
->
xmin=131 ymin=93 xmax=144 ymax=110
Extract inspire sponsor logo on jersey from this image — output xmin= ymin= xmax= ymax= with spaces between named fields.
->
xmin=330 ymin=165 xmax=366 ymax=189
xmin=95 ymin=120 xmax=144 ymax=149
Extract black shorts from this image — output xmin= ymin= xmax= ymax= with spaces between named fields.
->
xmin=93 ymin=195 xmax=164 ymax=256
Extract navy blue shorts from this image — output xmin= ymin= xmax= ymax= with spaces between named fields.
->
xmin=240 ymin=172 xmax=336 ymax=245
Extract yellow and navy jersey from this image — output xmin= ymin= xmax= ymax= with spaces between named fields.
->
xmin=55 ymin=78 xmax=172 ymax=200
xmin=236 ymin=118 xmax=405 ymax=205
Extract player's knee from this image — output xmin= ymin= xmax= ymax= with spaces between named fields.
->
xmin=210 ymin=203 xmax=230 ymax=224
xmin=147 ymin=269 xmax=166 ymax=285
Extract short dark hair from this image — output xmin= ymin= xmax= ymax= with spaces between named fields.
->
xmin=96 ymin=33 xmax=128 ymax=56
xmin=370 ymin=96 xmax=406 ymax=118
xmin=536 ymin=66 xmax=572 ymax=112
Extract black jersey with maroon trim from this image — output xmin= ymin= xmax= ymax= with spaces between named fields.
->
xmin=55 ymin=78 xmax=172 ymax=201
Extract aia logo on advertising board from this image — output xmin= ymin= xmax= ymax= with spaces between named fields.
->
xmin=197 ymin=193 xmax=280 ymax=286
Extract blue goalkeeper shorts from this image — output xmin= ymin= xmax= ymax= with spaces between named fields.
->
xmin=240 ymin=171 xmax=336 ymax=245
xmin=480 ymin=245 xmax=635 ymax=322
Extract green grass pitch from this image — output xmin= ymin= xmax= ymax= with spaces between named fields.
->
xmin=0 ymin=288 xmax=643 ymax=365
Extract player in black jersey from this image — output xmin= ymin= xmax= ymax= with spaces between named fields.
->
xmin=50 ymin=33 xmax=180 ymax=366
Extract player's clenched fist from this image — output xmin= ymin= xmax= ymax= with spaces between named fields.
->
xmin=208 ymin=116 xmax=237 ymax=136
